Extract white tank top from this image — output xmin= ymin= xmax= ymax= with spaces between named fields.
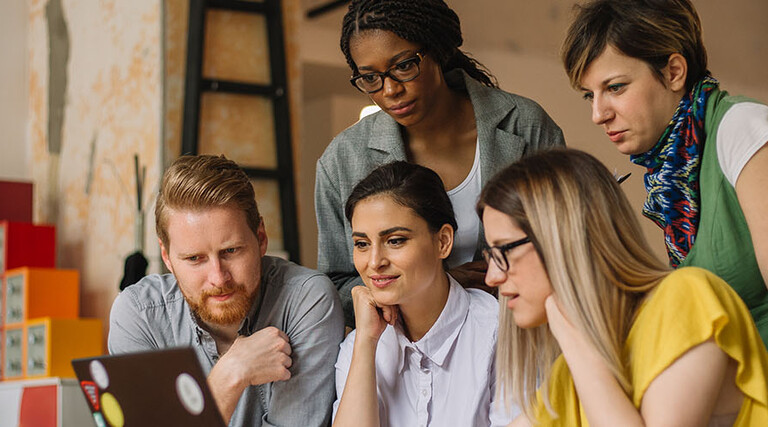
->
xmin=445 ymin=141 xmax=482 ymax=268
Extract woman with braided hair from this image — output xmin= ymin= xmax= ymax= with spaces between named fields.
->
xmin=315 ymin=0 xmax=565 ymax=328
xmin=562 ymin=0 xmax=768 ymax=349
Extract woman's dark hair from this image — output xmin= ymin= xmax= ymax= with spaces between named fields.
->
xmin=345 ymin=161 xmax=458 ymax=235
xmin=340 ymin=0 xmax=497 ymax=88
xmin=562 ymin=0 xmax=708 ymax=92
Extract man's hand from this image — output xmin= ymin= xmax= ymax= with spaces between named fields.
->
xmin=208 ymin=326 xmax=293 ymax=423
xmin=226 ymin=326 xmax=293 ymax=387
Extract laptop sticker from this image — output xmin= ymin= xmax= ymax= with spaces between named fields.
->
xmin=92 ymin=412 xmax=107 ymax=427
xmin=90 ymin=360 xmax=110 ymax=389
xmin=176 ymin=372 xmax=205 ymax=415
xmin=100 ymin=392 xmax=124 ymax=427
xmin=80 ymin=380 xmax=100 ymax=410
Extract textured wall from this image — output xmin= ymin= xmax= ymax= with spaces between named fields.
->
xmin=164 ymin=0 xmax=303 ymax=258
xmin=0 ymin=2 xmax=31 ymax=181
xmin=28 ymin=0 xmax=162 ymax=343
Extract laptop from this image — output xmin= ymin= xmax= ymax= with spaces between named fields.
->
xmin=71 ymin=347 xmax=226 ymax=427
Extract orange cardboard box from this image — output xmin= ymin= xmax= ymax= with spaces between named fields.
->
xmin=3 ymin=267 xmax=79 ymax=327
xmin=23 ymin=317 xmax=103 ymax=379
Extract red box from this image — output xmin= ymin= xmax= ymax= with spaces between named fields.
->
xmin=0 ymin=181 xmax=33 ymax=223
xmin=0 ymin=221 xmax=56 ymax=276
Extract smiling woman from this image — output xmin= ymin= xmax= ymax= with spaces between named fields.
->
xmin=332 ymin=161 xmax=513 ymax=427
xmin=314 ymin=0 xmax=565 ymax=328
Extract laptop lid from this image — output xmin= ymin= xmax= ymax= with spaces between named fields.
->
xmin=71 ymin=347 xmax=226 ymax=427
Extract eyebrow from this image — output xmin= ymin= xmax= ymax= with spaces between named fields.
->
xmin=357 ymin=49 xmax=417 ymax=71
xmin=579 ymin=74 xmax=628 ymax=92
xmin=351 ymin=226 xmax=413 ymax=238
xmin=176 ymin=251 xmax=199 ymax=259
xmin=379 ymin=226 xmax=411 ymax=236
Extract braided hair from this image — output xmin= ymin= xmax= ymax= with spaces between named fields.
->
xmin=340 ymin=0 xmax=497 ymax=88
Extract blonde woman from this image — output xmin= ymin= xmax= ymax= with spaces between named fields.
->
xmin=478 ymin=149 xmax=768 ymax=426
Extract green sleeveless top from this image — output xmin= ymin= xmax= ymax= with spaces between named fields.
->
xmin=680 ymin=88 xmax=768 ymax=348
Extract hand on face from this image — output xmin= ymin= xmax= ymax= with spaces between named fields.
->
xmin=220 ymin=326 xmax=293 ymax=387
xmin=351 ymin=285 xmax=398 ymax=345
xmin=544 ymin=294 xmax=577 ymax=344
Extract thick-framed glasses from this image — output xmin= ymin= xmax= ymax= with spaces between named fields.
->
xmin=482 ymin=236 xmax=531 ymax=272
xmin=350 ymin=52 xmax=424 ymax=94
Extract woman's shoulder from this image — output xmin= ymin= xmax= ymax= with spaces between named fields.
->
xmin=462 ymin=288 xmax=500 ymax=340
xmin=632 ymin=267 xmax=740 ymax=329
xmin=649 ymin=267 xmax=735 ymax=305
xmin=628 ymin=267 xmax=768 ymax=411
xmin=320 ymin=111 xmax=394 ymax=160
xmin=456 ymin=71 xmax=551 ymax=120
xmin=629 ymin=266 xmax=755 ymax=364
xmin=465 ymin=287 xmax=500 ymax=315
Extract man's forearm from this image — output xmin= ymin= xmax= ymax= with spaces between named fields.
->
xmin=208 ymin=358 xmax=247 ymax=424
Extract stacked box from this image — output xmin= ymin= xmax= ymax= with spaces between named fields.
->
xmin=0 ymin=268 xmax=103 ymax=380
xmin=0 ymin=180 xmax=33 ymax=223
xmin=24 ymin=318 xmax=102 ymax=379
xmin=2 ymin=267 xmax=79 ymax=326
xmin=0 ymin=185 xmax=104 ymax=383
xmin=2 ymin=325 xmax=23 ymax=380
xmin=0 ymin=221 xmax=56 ymax=275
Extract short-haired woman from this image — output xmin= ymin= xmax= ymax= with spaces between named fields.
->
xmin=562 ymin=0 xmax=768 ymax=347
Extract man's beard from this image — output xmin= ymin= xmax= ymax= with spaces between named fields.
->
xmin=184 ymin=282 xmax=258 ymax=326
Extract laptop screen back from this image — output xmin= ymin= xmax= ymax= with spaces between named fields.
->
xmin=71 ymin=347 xmax=226 ymax=427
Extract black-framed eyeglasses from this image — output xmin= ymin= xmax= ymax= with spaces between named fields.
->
xmin=350 ymin=52 xmax=424 ymax=94
xmin=482 ymin=236 xmax=531 ymax=272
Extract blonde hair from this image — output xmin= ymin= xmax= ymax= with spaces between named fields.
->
xmin=477 ymin=149 xmax=670 ymax=419
xmin=155 ymin=154 xmax=261 ymax=250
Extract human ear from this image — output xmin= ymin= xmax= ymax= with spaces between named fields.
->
xmin=437 ymin=224 xmax=454 ymax=260
xmin=665 ymin=53 xmax=688 ymax=92
xmin=256 ymin=217 xmax=268 ymax=257
xmin=159 ymin=238 xmax=173 ymax=272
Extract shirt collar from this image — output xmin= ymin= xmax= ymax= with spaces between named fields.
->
xmin=237 ymin=285 xmax=265 ymax=336
xmin=395 ymin=275 xmax=470 ymax=373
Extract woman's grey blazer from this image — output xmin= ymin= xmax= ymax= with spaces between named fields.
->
xmin=314 ymin=70 xmax=566 ymax=326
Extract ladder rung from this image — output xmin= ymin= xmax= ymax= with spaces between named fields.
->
xmin=208 ymin=0 xmax=268 ymax=14
xmin=201 ymin=79 xmax=281 ymax=97
xmin=242 ymin=167 xmax=281 ymax=180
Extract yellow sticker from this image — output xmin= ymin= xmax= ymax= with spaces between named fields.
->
xmin=100 ymin=393 xmax=125 ymax=427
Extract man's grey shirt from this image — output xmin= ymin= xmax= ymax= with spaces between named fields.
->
xmin=108 ymin=255 xmax=345 ymax=427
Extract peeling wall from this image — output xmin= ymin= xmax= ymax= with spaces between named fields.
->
xmin=0 ymin=2 xmax=31 ymax=180
xmin=28 ymin=0 xmax=162 ymax=345
xmin=164 ymin=0 xmax=303 ymax=259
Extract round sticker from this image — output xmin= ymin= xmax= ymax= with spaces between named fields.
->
xmin=90 ymin=360 xmax=109 ymax=389
xmin=176 ymin=373 xmax=204 ymax=415
xmin=100 ymin=393 xmax=124 ymax=427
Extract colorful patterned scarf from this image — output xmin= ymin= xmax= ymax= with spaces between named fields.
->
xmin=630 ymin=76 xmax=719 ymax=267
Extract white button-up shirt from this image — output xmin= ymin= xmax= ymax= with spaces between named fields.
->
xmin=333 ymin=276 xmax=516 ymax=426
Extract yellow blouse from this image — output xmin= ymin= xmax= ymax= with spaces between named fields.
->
xmin=532 ymin=267 xmax=768 ymax=426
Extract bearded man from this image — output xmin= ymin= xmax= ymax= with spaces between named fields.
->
xmin=108 ymin=154 xmax=344 ymax=426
